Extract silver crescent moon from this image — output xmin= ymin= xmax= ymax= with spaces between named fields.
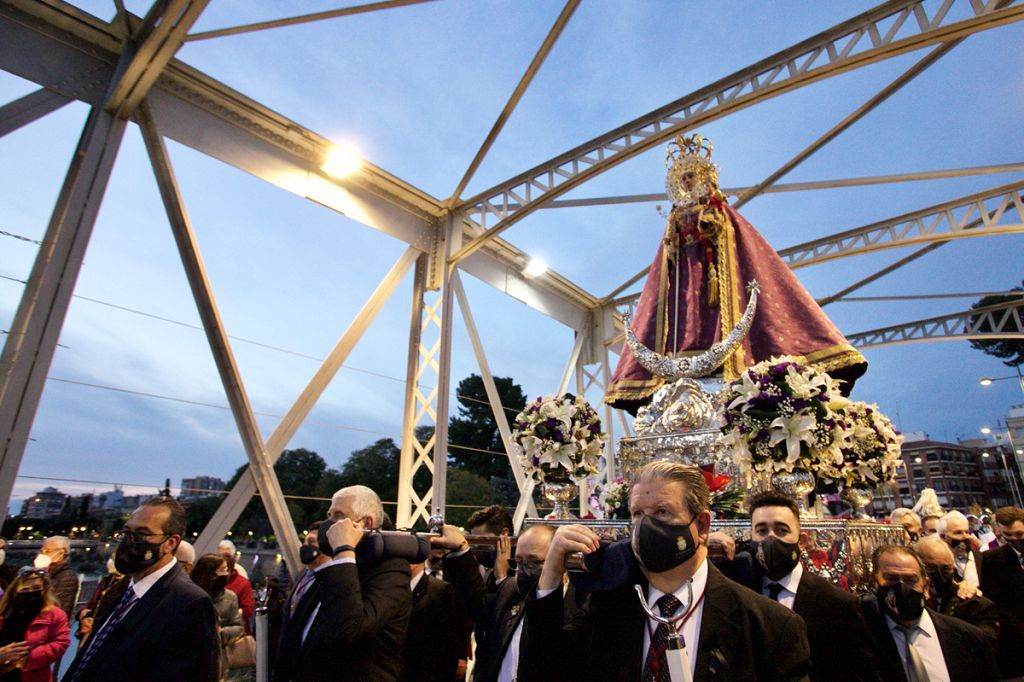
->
xmin=622 ymin=281 xmax=760 ymax=381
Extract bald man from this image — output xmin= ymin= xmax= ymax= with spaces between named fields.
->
xmin=916 ymin=535 xmax=999 ymax=647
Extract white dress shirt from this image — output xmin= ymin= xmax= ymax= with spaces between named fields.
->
xmin=953 ymin=551 xmax=979 ymax=588
xmin=90 ymin=557 xmax=177 ymax=641
xmin=885 ymin=610 xmax=950 ymax=682
xmin=761 ymin=561 xmax=802 ymax=610
xmin=410 ymin=569 xmax=425 ymax=592
xmin=640 ymin=558 xmax=709 ymax=681
xmin=301 ymin=556 xmax=355 ymax=644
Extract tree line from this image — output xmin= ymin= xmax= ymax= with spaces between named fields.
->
xmin=186 ymin=373 xmax=528 ymax=534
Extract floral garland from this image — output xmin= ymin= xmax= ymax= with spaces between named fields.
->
xmin=720 ymin=356 xmax=850 ymax=476
xmin=832 ymin=401 xmax=903 ymax=486
xmin=512 ymin=393 xmax=605 ymax=484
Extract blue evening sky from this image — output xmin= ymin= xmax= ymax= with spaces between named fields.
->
xmin=2 ymin=1 xmax=1023 ymax=511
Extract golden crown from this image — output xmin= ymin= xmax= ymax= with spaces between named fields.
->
xmin=666 ymin=133 xmax=714 ymax=167
xmin=664 ymin=133 xmax=719 ymax=207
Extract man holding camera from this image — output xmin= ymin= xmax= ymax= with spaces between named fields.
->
xmin=274 ymin=485 xmax=411 ymax=682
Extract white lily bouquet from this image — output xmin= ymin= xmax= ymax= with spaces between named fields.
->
xmin=720 ymin=356 xmax=850 ymax=476
xmin=512 ymin=393 xmax=605 ymax=484
xmin=599 ymin=478 xmax=630 ymax=519
xmin=832 ymin=402 xmax=903 ymax=486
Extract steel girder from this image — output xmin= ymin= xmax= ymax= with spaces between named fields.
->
xmin=104 ymin=0 xmax=210 ymax=117
xmin=0 ymin=0 xmax=592 ymax=330
xmin=0 ymin=87 xmax=71 ymax=138
xmin=450 ymin=0 xmax=1024 ymax=264
xmin=0 ymin=107 xmax=126 ymax=526
xmin=847 ymin=299 xmax=1024 ymax=348
xmin=138 ymin=105 xmax=303 ymax=572
xmin=780 ymin=180 xmax=1024 ymax=268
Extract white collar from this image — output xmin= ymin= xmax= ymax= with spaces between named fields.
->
xmin=884 ymin=609 xmax=938 ymax=641
xmin=410 ymin=570 xmax=425 ymax=592
xmin=762 ymin=560 xmax=803 ymax=594
xmin=647 ymin=557 xmax=709 ymax=613
xmin=129 ymin=557 xmax=176 ymax=600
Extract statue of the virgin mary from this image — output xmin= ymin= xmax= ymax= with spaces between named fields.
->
xmin=605 ymin=134 xmax=867 ymax=414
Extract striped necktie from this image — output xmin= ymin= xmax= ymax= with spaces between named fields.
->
xmin=642 ymin=594 xmax=682 ymax=682
xmin=68 ymin=585 xmax=139 ymax=681
xmin=290 ymin=570 xmax=316 ymax=616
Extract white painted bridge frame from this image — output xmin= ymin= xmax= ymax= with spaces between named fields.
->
xmin=1 ymin=0 xmax=1023 ymax=572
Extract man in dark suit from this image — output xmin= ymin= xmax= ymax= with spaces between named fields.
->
xmin=401 ymin=559 xmax=463 ymax=682
xmin=524 ymin=461 xmax=811 ymax=681
xmin=915 ymin=535 xmax=999 ymax=645
xmin=719 ymin=491 xmax=877 ymax=681
xmin=433 ymin=523 xmax=577 ymax=682
xmin=274 ymin=523 xmax=332 ymax=679
xmin=939 ymin=511 xmax=983 ymax=590
xmin=861 ymin=544 xmax=998 ymax=682
xmin=979 ymin=508 xmax=1024 ymax=678
xmin=275 ymin=484 xmax=411 ymax=682
xmin=62 ymin=496 xmax=219 ymax=682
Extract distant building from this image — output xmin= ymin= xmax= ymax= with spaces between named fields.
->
xmin=871 ymin=438 xmax=1004 ymax=515
xmin=91 ymin=487 xmax=156 ymax=513
xmin=179 ymin=476 xmax=226 ymax=500
xmin=990 ymin=403 xmax=1024 ymax=477
xmin=94 ymin=487 xmax=125 ymax=510
xmin=20 ymin=486 xmax=68 ymax=519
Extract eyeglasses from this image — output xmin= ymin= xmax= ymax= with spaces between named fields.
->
xmin=114 ymin=528 xmax=169 ymax=543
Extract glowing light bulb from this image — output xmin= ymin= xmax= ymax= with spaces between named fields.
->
xmin=321 ymin=142 xmax=363 ymax=179
xmin=523 ymin=258 xmax=548 ymax=278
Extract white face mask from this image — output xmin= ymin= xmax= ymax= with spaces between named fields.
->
xmin=34 ymin=553 xmax=53 ymax=570
xmin=0 ymin=549 xmax=5 ymax=566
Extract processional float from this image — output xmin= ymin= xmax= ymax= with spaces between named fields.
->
xmin=513 ymin=134 xmax=904 ymax=591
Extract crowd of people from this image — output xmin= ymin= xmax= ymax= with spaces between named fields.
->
xmin=0 ymin=469 xmax=1020 ymax=681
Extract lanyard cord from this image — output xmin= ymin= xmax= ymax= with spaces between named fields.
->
xmin=642 ymin=581 xmax=707 ymax=644
xmin=643 ymin=584 xmax=707 ymax=681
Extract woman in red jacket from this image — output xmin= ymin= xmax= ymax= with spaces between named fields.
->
xmin=0 ymin=568 xmax=70 ymax=681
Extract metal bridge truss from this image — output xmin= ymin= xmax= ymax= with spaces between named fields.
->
xmin=1 ymin=0 xmax=1022 ymax=558
xmin=847 ymin=299 xmax=1024 ymax=348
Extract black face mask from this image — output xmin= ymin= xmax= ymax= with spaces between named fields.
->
xmin=1006 ymin=538 xmax=1024 ymax=554
xmin=752 ymin=536 xmax=801 ymax=581
xmin=877 ymin=582 xmax=925 ymax=624
xmin=12 ymin=591 xmax=43 ymax=614
xmin=299 ymin=543 xmax=320 ymax=565
xmin=632 ymin=514 xmax=699 ymax=573
xmin=948 ymin=538 xmax=971 ymax=555
xmin=114 ymin=535 xmax=164 ymax=575
xmin=515 ymin=566 xmax=542 ymax=596
xmin=212 ymin=575 xmax=229 ymax=593
xmin=925 ymin=566 xmax=955 ymax=599
xmin=472 ymin=547 xmax=496 ymax=569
